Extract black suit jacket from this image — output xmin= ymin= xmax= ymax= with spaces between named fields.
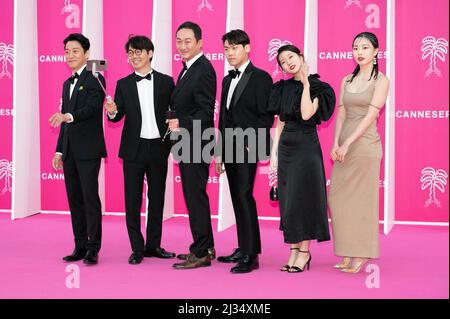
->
xmin=170 ymin=55 xmax=217 ymax=132
xmin=56 ymin=68 xmax=107 ymax=161
xmin=218 ymin=62 xmax=273 ymax=162
xmin=108 ymin=70 xmax=175 ymax=160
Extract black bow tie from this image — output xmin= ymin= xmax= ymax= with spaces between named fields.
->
xmin=135 ymin=73 xmax=152 ymax=82
xmin=69 ymin=73 xmax=79 ymax=84
xmin=228 ymin=69 xmax=241 ymax=79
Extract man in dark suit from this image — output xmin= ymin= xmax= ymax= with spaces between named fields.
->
xmin=50 ymin=33 xmax=107 ymax=265
xmin=215 ymin=30 xmax=274 ymax=273
xmin=169 ymin=22 xmax=217 ymax=270
xmin=104 ymin=35 xmax=176 ymax=265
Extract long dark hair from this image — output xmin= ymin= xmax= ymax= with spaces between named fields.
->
xmin=348 ymin=32 xmax=379 ymax=83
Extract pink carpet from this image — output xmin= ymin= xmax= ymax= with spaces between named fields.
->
xmin=0 ymin=213 xmax=448 ymax=299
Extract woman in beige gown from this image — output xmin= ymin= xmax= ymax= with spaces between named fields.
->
xmin=328 ymin=32 xmax=390 ymax=273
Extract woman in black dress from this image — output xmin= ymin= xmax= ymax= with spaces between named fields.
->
xmin=269 ymin=45 xmax=335 ymax=273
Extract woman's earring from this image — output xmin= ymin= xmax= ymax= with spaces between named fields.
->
xmin=373 ymin=57 xmax=377 ymax=65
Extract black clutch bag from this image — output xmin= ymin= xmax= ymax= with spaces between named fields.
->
xmin=270 ymin=186 xmax=278 ymax=201
xmin=162 ymin=109 xmax=177 ymax=142
xmin=166 ymin=109 xmax=177 ymax=120
xmin=269 ymin=170 xmax=278 ymax=201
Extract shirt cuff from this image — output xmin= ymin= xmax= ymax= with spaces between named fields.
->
xmin=66 ymin=113 xmax=74 ymax=123
xmin=55 ymin=152 xmax=63 ymax=156
xmin=107 ymin=110 xmax=118 ymax=119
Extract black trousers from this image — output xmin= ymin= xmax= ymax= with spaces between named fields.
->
xmin=178 ymin=161 xmax=214 ymax=258
xmin=224 ymin=162 xmax=261 ymax=255
xmin=123 ymin=138 xmax=170 ymax=253
xmin=63 ymin=148 xmax=102 ymax=252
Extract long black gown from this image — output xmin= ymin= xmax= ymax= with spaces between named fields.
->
xmin=269 ymin=74 xmax=335 ymax=243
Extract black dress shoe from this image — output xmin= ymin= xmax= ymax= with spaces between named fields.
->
xmin=128 ymin=252 xmax=144 ymax=264
xmin=230 ymin=255 xmax=259 ymax=274
xmin=217 ymin=248 xmax=244 ymax=263
xmin=143 ymin=247 xmax=175 ymax=259
xmin=177 ymin=247 xmax=216 ymax=261
xmin=63 ymin=248 xmax=87 ymax=262
xmin=83 ymin=250 xmax=98 ymax=265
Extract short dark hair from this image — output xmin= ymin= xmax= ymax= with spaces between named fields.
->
xmin=177 ymin=21 xmax=202 ymax=41
xmin=276 ymin=44 xmax=304 ymax=67
xmin=125 ymin=35 xmax=154 ymax=61
xmin=63 ymin=33 xmax=90 ymax=52
xmin=222 ymin=29 xmax=250 ymax=46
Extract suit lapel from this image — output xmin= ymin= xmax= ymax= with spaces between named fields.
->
xmin=63 ymin=80 xmax=70 ymax=112
xmin=152 ymin=70 xmax=160 ymax=112
xmin=171 ymin=55 xmax=204 ymax=101
xmin=231 ymin=62 xmax=253 ymax=108
xmin=69 ymin=68 xmax=88 ymax=111
xmin=127 ymin=73 xmax=142 ymax=115
xmin=222 ymin=76 xmax=232 ymax=108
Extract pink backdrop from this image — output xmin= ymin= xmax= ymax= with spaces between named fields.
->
xmin=0 ymin=0 xmax=14 ymax=210
xmin=395 ymin=0 xmax=449 ymax=222
xmin=172 ymin=0 xmax=227 ymax=214
xmin=318 ymin=0 xmax=387 ymax=220
xmin=244 ymin=0 xmax=306 ymax=217
xmin=103 ymin=0 xmax=153 ymax=213
xmin=2 ymin=0 xmax=448 ymax=223
xmin=38 ymin=0 xmax=84 ymax=211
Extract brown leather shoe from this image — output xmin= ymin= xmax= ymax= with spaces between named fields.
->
xmin=177 ymin=247 xmax=216 ymax=261
xmin=172 ymin=253 xmax=211 ymax=269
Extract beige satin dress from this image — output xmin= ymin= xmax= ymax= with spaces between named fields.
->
xmin=329 ymin=77 xmax=382 ymax=258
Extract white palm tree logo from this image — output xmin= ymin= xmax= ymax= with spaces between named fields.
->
xmin=344 ymin=0 xmax=361 ymax=8
xmin=0 ymin=42 xmax=14 ymax=79
xmin=268 ymin=39 xmax=292 ymax=78
xmin=0 ymin=159 xmax=13 ymax=195
xmin=421 ymin=167 xmax=448 ymax=207
xmin=197 ymin=0 xmax=213 ymax=14
xmin=268 ymin=170 xmax=277 ymax=188
xmin=214 ymin=100 xmax=219 ymax=121
xmin=421 ymin=36 xmax=448 ymax=77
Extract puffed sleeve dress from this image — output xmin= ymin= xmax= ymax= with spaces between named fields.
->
xmin=269 ymin=74 xmax=335 ymax=243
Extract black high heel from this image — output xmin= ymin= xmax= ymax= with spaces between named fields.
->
xmin=288 ymin=250 xmax=311 ymax=273
xmin=280 ymin=247 xmax=299 ymax=272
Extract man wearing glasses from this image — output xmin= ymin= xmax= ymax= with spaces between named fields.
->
xmin=105 ymin=35 xmax=176 ymax=265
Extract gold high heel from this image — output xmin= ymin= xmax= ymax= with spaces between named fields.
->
xmin=333 ymin=257 xmax=352 ymax=269
xmin=340 ymin=258 xmax=368 ymax=273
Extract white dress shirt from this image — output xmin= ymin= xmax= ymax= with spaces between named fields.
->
xmin=69 ymin=64 xmax=86 ymax=100
xmin=226 ymin=60 xmax=250 ymax=109
xmin=135 ymin=70 xmax=160 ymax=139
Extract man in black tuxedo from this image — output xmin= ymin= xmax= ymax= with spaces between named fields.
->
xmin=50 ymin=33 xmax=107 ymax=265
xmin=215 ymin=30 xmax=274 ymax=273
xmin=169 ymin=22 xmax=217 ymax=270
xmin=104 ymin=35 xmax=176 ymax=265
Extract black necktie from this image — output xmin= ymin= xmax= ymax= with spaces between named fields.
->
xmin=228 ymin=69 xmax=241 ymax=79
xmin=69 ymin=73 xmax=79 ymax=84
xmin=177 ymin=62 xmax=188 ymax=83
xmin=135 ymin=73 xmax=152 ymax=82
